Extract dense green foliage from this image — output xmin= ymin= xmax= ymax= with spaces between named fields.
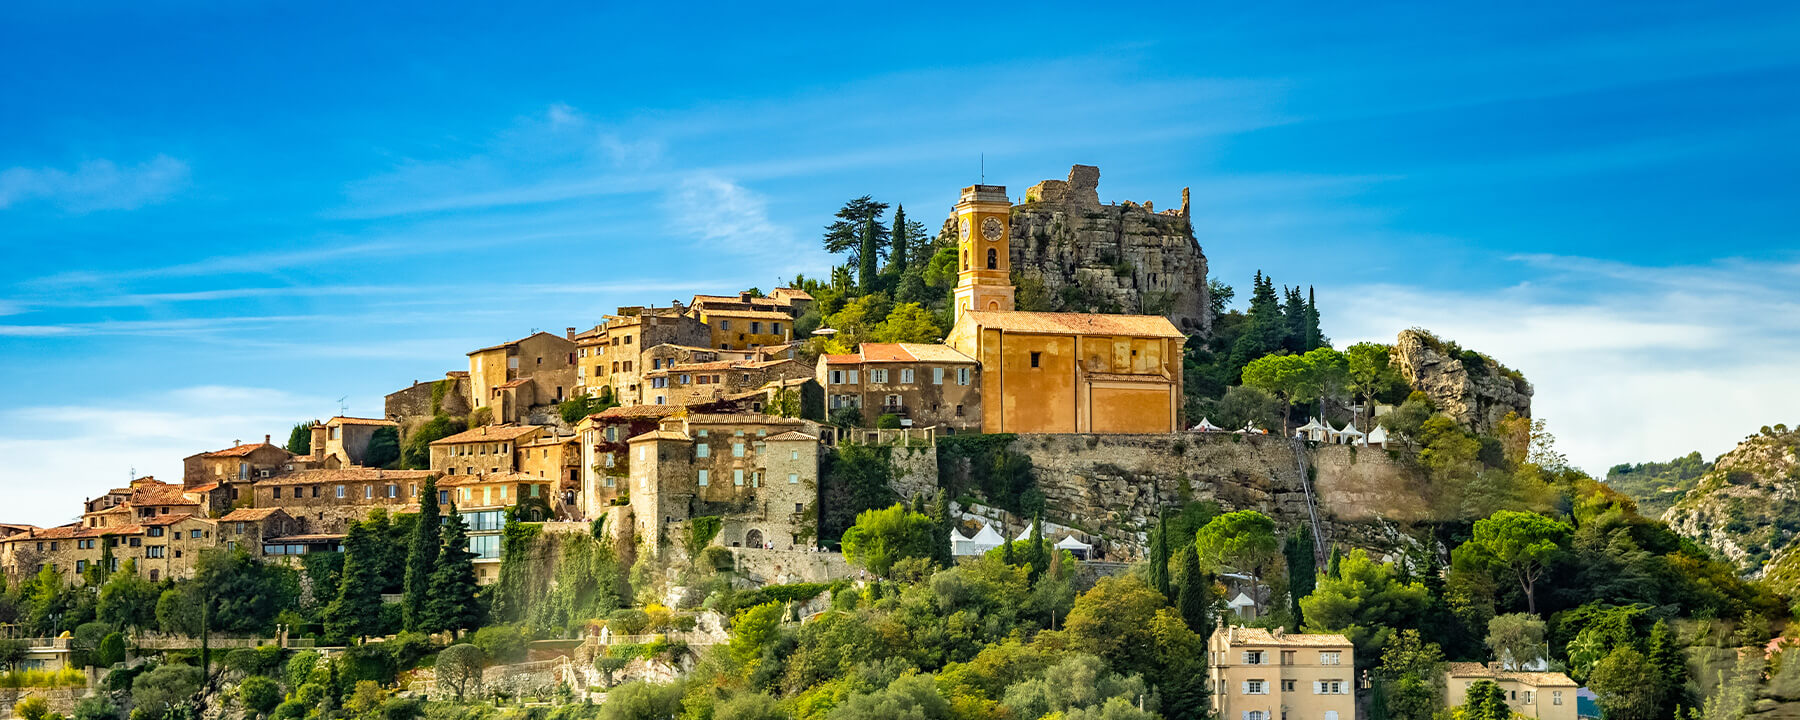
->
xmin=284 ymin=422 xmax=312 ymax=455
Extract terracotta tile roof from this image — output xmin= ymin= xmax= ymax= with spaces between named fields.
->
xmin=628 ymin=430 xmax=693 ymax=443
xmin=439 ymin=472 xmax=551 ymax=488
xmin=266 ymin=533 xmax=345 ymax=543
xmin=961 ymin=311 xmax=1186 ymax=339
xmin=142 ymin=513 xmax=208 ymax=527
xmin=1222 ymin=627 xmax=1352 ymax=648
xmin=220 ymin=507 xmax=286 ymax=522
xmin=430 ymin=424 xmax=544 ymax=445
xmin=30 ymin=525 xmax=85 ymax=539
xmin=765 ymin=431 xmax=818 ymax=442
xmin=698 ymin=309 xmax=793 ymax=320
xmin=518 ymin=436 xmax=576 ymax=448
xmin=185 ymin=482 xmax=222 ymax=494
xmin=686 ymin=413 xmax=804 ymax=426
xmin=131 ymin=483 xmax=201 ymax=507
xmin=595 ymin=405 xmax=682 ymax=420
xmin=255 ymin=468 xmax=436 ymax=486
xmin=467 ymin=331 xmax=568 ymax=355
xmin=824 ymin=343 xmax=977 ymax=365
xmin=1087 ymin=372 xmax=1172 ymax=383
xmin=204 ymin=442 xmax=287 ymax=458
xmin=329 ymin=416 xmax=398 ymax=427
xmin=821 ymin=354 xmax=862 ymax=365
xmin=1444 ymin=662 xmax=1577 ymax=687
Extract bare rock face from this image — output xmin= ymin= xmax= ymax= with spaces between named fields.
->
xmin=1663 ymin=427 xmax=1800 ymax=579
xmin=1391 ymin=329 xmax=1532 ymax=432
xmin=968 ymin=165 xmax=1212 ymax=335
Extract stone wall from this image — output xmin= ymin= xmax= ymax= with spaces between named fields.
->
xmin=0 ymin=687 xmax=86 ymax=717
xmin=726 ymin=547 xmax=856 ymax=585
xmin=887 ymin=446 xmax=940 ymax=502
xmin=962 ymin=165 xmax=1211 ymax=334
xmin=944 ymin=433 xmax=1427 ymax=560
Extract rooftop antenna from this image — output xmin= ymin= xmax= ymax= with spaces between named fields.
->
xmin=980 ymin=153 xmax=985 ymax=183
xmin=337 ymin=395 xmax=349 ymax=417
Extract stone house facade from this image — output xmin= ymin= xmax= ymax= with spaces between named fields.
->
xmin=428 ymin=424 xmax=545 ymax=476
xmin=182 ymin=436 xmax=293 ymax=487
xmin=1443 ymin=663 xmax=1577 ymax=720
xmin=1209 ymin=626 xmax=1356 ymax=720
xmin=625 ymin=413 xmax=820 ymax=558
xmin=690 ymin=308 xmax=793 ymax=350
xmin=2 ymin=513 xmax=218 ymax=584
xmin=218 ymin=507 xmax=300 ymax=555
xmin=467 ymin=331 xmax=578 ymax=423
xmin=581 ymin=306 xmax=711 ymax=405
xmin=645 ymin=358 xmax=811 ymax=407
xmin=575 ymin=405 xmax=683 ymax=518
xmin=817 ymin=343 xmax=982 ymax=432
xmin=250 ymin=468 xmax=435 ymax=533
xmin=439 ymin=472 xmax=555 ymax=584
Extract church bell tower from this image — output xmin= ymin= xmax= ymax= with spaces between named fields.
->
xmin=952 ymin=184 xmax=1015 ymax=322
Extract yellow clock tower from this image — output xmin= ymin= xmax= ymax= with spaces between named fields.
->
xmin=952 ymin=184 xmax=1015 ymax=322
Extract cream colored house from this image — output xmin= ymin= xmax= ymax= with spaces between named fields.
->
xmin=1444 ymin=662 xmax=1578 ymax=720
xmin=1209 ymin=626 xmax=1355 ymax=720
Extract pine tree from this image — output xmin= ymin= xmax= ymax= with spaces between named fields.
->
xmin=285 ymin=422 xmax=312 ymax=455
xmin=1149 ymin=513 xmax=1172 ymax=600
xmin=1176 ymin=545 xmax=1212 ymax=636
xmin=858 ymin=215 xmax=880 ymax=292
xmin=1230 ymin=272 xmax=1286 ymax=374
xmin=402 ymin=476 xmax=441 ymax=631
xmin=1327 ymin=546 xmax=1344 ymax=578
xmin=424 ymin=509 xmax=482 ymax=636
xmin=890 ymin=204 xmax=910 ymax=273
xmin=325 ymin=521 xmax=383 ymax=641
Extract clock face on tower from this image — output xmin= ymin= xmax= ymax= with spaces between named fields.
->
xmin=981 ymin=217 xmax=1005 ymax=241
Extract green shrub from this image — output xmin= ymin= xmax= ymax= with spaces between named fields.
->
xmin=470 ymin=624 xmax=532 ymax=664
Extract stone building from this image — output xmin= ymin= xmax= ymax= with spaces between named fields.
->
xmin=941 ymin=180 xmax=1186 ymax=433
xmin=817 ymin=343 xmax=982 ymax=432
xmin=517 ymin=434 xmax=582 ymax=514
xmin=645 ymin=358 xmax=811 ymax=407
xmin=79 ymin=477 xmax=204 ymax=527
xmin=439 ymin=472 xmax=554 ymax=584
xmin=578 ymin=306 xmax=712 ymax=405
xmin=625 ymin=413 xmax=820 ymax=557
xmin=3 ymin=513 xmax=218 ymax=583
xmin=182 ymin=435 xmax=293 ymax=487
xmin=294 ymin=416 xmax=401 ymax=469
xmin=251 ymin=468 xmax=436 ymax=533
xmin=384 ymin=371 xmax=472 ymax=422
xmin=576 ymin=405 xmax=679 ymax=518
xmin=1209 ymin=626 xmax=1356 ymax=720
xmin=467 ymin=331 xmax=578 ymax=423
xmin=218 ymin=507 xmax=300 ymax=555
xmin=689 ymin=308 xmax=794 ymax=351
xmin=1443 ymin=663 xmax=1577 ymax=720
xmin=428 ymin=424 xmax=546 ymax=476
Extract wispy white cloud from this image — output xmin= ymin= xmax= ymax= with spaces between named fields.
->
xmin=0 ymin=155 xmax=190 ymax=212
xmin=0 ymin=386 xmax=336 ymax=526
xmin=662 ymin=174 xmax=807 ymax=258
xmin=1327 ymin=256 xmax=1800 ymax=475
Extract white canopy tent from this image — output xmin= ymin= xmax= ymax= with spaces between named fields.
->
xmin=949 ymin=527 xmax=977 ymax=557
xmin=960 ymin=523 xmax=1007 ymax=556
xmin=1191 ymin=417 xmax=1225 ymax=432
xmin=1296 ymin=417 xmax=1331 ymax=442
xmin=1367 ymin=425 xmax=1390 ymax=448
xmin=1227 ymin=592 xmax=1259 ymax=618
xmin=1054 ymin=534 xmax=1093 ymax=560
xmin=1335 ymin=421 xmax=1366 ymax=445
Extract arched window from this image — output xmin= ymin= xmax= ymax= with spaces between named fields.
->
xmin=745 ymin=528 xmax=764 ymax=548
xmin=961 ymin=250 xmax=968 ymax=271
xmin=987 ymin=248 xmax=997 ymax=269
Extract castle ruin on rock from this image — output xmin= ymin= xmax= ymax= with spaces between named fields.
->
xmin=940 ymin=164 xmax=1213 ymax=335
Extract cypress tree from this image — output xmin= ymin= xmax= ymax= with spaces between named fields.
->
xmin=931 ymin=491 xmax=954 ymax=568
xmin=1176 ymin=546 xmax=1212 ymax=636
xmin=425 ymin=508 xmax=482 ymax=637
xmin=1230 ymin=272 xmax=1286 ymax=372
xmin=1282 ymin=285 xmax=1308 ymax=352
xmin=1327 ymin=546 xmax=1344 ymax=578
xmin=325 ymin=521 xmax=383 ymax=641
xmin=1647 ymin=620 xmax=1689 ymax=713
xmin=285 ymin=422 xmax=312 ymax=455
xmin=858 ymin=215 xmax=880 ymax=292
xmin=1305 ymin=286 xmax=1322 ymax=351
xmin=1027 ymin=512 xmax=1046 ymax=580
xmin=890 ymin=204 xmax=910 ymax=273
xmin=1284 ymin=527 xmax=1316 ymax=631
xmin=1149 ymin=513 xmax=1172 ymax=600
xmin=402 ymin=476 xmax=441 ymax=631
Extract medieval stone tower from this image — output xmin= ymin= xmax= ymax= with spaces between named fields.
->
xmin=952 ymin=184 xmax=1016 ymax=322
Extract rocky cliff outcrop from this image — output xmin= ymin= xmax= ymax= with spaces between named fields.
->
xmin=1664 ymin=427 xmax=1800 ymax=578
xmin=1391 ymin=329 xmax=1532 ymax=432
xmin=943 ymin=165 xmax=1213 ymax=334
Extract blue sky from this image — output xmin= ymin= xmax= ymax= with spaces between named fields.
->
xmin=2 ymin=1 xmax=1797 ymax=525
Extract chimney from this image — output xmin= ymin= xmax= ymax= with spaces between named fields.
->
xmin=264 ymin=434 xmax=271 ymax=445
xmin=739 ymin=291 xmax=752 ymax=302
xmin=233 ymin=439 xmax=241 ymax=447
xmin=566 ymin=327 xmax=576 ymax=340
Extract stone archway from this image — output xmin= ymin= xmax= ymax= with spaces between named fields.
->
xmin=745 ymin=528 xmax=764 ymax=548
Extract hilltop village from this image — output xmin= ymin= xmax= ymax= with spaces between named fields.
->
xmin=0 ymin=167 xmax=1785 ymax=720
